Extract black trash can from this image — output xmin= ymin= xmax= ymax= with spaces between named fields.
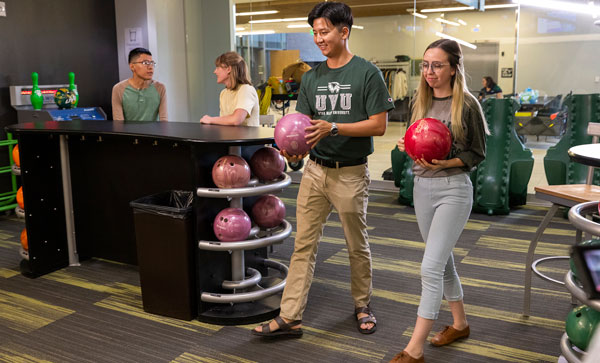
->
xmin=130 ymin=190 xmax=195 ymax=320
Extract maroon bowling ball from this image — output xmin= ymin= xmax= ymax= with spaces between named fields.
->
xmin=212 ymin=155 xmax=251 ymax=188
xmin=250 ymin=147 xmax=285 ymax=181
xmin=404 ymin=118 xmax=452 ymax=163
xmin=274 ymin=113 xmax=312 ymax=156
xmin=251 ymin=194 xmax=285 ymax=229
xmin=213 ymin=207 xmax=251 ymax=242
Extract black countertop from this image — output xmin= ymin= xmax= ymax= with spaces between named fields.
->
xmin=6 ymin=120 xmax=275 ymax=144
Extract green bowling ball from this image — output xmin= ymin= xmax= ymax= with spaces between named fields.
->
xmin=565 ymin=305 xmax=600 ymax=351
xmin=569 ymin=239 xmax=600 ymax=280
xmin=54 ymin=88 xmax=76 ymax=109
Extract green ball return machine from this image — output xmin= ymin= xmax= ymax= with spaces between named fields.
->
xmin=471 ymin=98 xmax=534 ymax=215
xmin=544 ymin=93 xmax=600 ymax=186
xmin=390 ymin=146 xmax=415 ymax=206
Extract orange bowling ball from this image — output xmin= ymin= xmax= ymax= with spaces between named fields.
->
xmin=12 ymin=145 xmax=20 ymax=167
xmin=20 ymin=228 xmax=28 ymax=250
xmin=16 ymin=187 xmax=24 ymax=209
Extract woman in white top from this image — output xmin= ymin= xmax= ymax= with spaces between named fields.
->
xmin=200 ymin=51 xmax=260 ymax=127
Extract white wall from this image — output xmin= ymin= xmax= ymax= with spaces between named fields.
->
xmin=114 ymin=0 xmax=149 ymax=84
xmin=516 ymin=8 xmax=600 ymax=96
xmin=349 ymin=10 xmax=518 ymax=94
xmin=349 ymin=8 xmax=600 ymax=97
xmin=350 ymin=15 xmax=420 ymax=62
xmin=184 ymin=0 xmax=235 ymax=121
xmin=147 ymin=0 xmax=190 ymax=122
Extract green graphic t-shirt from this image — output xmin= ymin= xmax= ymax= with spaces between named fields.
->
xmin=296 ymin=56 xmax=394 ymax=162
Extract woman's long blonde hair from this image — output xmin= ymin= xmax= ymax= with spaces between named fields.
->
xmin=410 ymin=39 xmax=489 ymax=141
xmin=215 ymin=51 xmax=252 ymax=90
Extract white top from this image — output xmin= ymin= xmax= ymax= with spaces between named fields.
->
xmin=392 ymin=71 xmax=408 ymax=101
xmin=219 ymin=84 xmax=260 ymax=127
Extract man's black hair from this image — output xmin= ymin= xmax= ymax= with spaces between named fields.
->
xmin=308 ymin=2 xmax=353 ymax=36
xmin=128 ymin=47 xmax=152 ymax=64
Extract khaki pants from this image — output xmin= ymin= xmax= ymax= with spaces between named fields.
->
xmin=280 ymin=159 xmax=372 ymax=321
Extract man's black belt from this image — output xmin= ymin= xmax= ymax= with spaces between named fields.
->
xmin=309 ymin=154 xmax=367 ymax=168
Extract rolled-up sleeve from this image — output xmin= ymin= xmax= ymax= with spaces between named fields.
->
xmin=155 ymin=82 xmax=168 ymax=121
xmin=456 ymin=104 xmax=486 ymax=170
xmin=111 ymin=83 xmax=125 ymax=121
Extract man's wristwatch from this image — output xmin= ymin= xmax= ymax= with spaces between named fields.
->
xmin=330 ymin=122 xmax=339 ymax=137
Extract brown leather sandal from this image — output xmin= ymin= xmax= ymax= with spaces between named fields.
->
xmin=251 ymin=316 xmax=303 ymax=338
xmin=355 ymin=304 xmax=377 ymax=334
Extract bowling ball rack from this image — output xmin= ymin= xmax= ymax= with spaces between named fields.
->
xmin=196 ymin=146 xmax=292 ymax=325
xmin=561 ymin=201 xmax=600 ymax=363
xmin=7 ymin=120 xmax=286 ymax=326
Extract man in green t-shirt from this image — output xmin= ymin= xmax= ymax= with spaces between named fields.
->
xmin=111 ymin=48 xmax=168 ymax=121
xmin=252 ymin=1 xmax=393 ymax=338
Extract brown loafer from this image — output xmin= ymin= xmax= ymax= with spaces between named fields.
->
xmin=430 ymin=325 xmax=470 ymax=346
xmin=389 ymin=350 xmax=425 ymax=363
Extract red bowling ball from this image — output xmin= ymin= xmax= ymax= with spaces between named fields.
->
xmin=251 ymin=194 xmax=285 ymax=229
xmin=404 ymin=118 xmax=452 ymax=163
xmin=274 ymin=113 xmax=312 ymax=156
xmin=250 ymin=147 xmax=285 ymax=181
xmin=213 ymin=207 xmax=251 ymax=242
xmin=212 ymin=155 xmax=251 ymax=189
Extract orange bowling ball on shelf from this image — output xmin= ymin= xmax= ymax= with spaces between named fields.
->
xmin=12 ymin=145 xmax=20 ymax=167
xmin=16 ymin=187 xmax=24 ymax=209
xmin=20 ymin=228 xmax=28 ymax=250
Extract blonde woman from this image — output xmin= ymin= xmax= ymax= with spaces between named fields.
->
xmin=200 ymin=51 xmax=259 ymax=126
xmin=391 ymin=39 xmax=489 ymax=363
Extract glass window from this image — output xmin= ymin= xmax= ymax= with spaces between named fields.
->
xmin=233 ymin=0 xmax=600 ymax=183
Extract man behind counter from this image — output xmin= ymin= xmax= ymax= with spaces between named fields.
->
xmin=112 ymin=47 xmax=168 ymax=121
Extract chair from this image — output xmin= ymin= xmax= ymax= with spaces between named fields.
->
xmin=523 ymin=123 xmax=600 ymax=317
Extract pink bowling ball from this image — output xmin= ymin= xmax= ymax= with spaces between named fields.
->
xmin=250 ymin=147 xmax=285 ymax=181
xmin=274 ymin=113 xmax=312 ymax=156
xmin=251 ymin=194 xmax=286 ymax=229
xmin=213 ymin=207 xmax=252 ymax=242
xmin=212 ymin=155 xmax=251 ymax=188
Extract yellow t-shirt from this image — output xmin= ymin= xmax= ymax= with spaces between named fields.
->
xmin=219 ymin=84 xmax=260 ymax=127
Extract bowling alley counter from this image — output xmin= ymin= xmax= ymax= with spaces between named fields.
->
xmin=7 ymin=120 xmax=289 ymax=324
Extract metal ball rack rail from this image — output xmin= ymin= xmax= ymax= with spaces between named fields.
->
xmin=560 ymin=201 xmax=600 ymax=363
xmin=196 ymin=146 xmax=292 ymax=306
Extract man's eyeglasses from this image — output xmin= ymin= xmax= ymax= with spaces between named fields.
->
xmin=133 ymin=60 xmax=157 ymax=67
xmin=421 ymin=62 xmax=448 ymax=73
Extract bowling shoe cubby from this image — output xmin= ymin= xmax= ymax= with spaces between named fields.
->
xmin=195 ymin=146 xmax=292 ymax=305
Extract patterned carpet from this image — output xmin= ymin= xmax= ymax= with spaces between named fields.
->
xmin=0 ymin=184 xmax=576 ymax=362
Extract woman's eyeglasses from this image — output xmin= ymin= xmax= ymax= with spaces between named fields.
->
xmin=421 ymin=62 xmax=448 ymax=73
